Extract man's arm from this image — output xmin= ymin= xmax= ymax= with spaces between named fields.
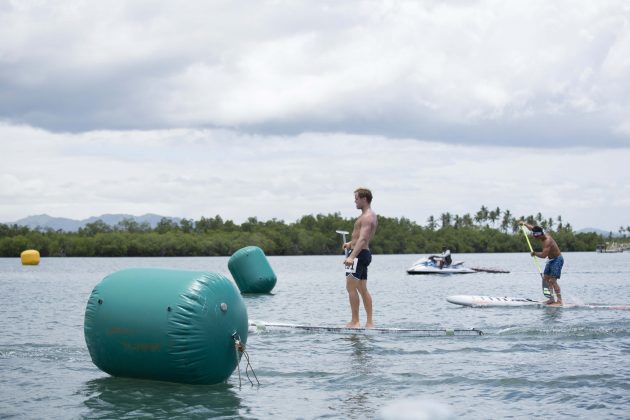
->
xmin=519 ymin=221 xmax=534 ymax=231
xmin=534 ymin=240 xmax=552 ymax=259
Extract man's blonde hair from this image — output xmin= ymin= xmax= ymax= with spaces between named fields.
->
xmin=354 ymin=187 xmax=373 ymax=204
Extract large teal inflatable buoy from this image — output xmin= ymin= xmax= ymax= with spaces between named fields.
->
xmin=84 ymin=268 xmax=248 ymax=385
xmin=228 ymin=246 xmax=277 ymax=294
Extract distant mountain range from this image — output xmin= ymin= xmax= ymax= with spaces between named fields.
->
xmin=577 ymin=227 xmax=623 ymax=237
xmin=7 ymin=214 xmax=181 ymax=232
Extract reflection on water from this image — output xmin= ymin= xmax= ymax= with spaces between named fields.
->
xmin=339 ymin=335 xmax=377 ymax=419
xmin=541 ymin=305 xmax=564 ymax=322
xmin=80 ymin=376 xmax=242 ymax=419
xmin=347 ymin=335 xmax=374 ymax=373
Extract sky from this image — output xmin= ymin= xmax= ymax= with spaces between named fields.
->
xmin=1 ymin=0 xmax=629 ymax=232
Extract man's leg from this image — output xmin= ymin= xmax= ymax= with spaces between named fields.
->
xmin=346 ymin=276 xmax=361 ymax=328
xmin=548 ymin=277 xmax=562 ymax=305
xmin=357 ymin=280 xmax=373 ymax=328
xmin=543 ymin=275 xmax=556 ymax=304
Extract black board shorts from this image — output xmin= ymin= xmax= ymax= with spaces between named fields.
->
xmin=349 ymin=249 xmax=372 ymax=280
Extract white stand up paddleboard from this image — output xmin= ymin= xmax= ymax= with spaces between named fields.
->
xmin=249 ymin=320 xmax=483 ymax=336
xmin=446 ymin=295 xmax=630 ymax=310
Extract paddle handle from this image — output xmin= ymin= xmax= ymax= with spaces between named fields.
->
xmin=336 ymin=230 xmax=349 ymax=257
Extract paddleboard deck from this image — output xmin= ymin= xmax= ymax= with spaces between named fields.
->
xmin=249 ymin=320 xmax=483 ymax=336
xmin=447 ymin=295 xmax=630 ymax=310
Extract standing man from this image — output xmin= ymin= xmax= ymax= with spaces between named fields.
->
xmin=520 ymin=222 xmax=564 ymax=305
xmin=342 ymin=187 xmax=378 ymax=328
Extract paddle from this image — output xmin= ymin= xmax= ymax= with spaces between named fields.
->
xmin=520 ymin=225 xmax=552 ymax=299
xmin=336 ymin=230 xmax=357 ymax=274
xmin=336 ymin=230 xmax=349 ymax=257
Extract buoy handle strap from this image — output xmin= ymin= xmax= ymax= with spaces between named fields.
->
xmin=233 ymin=333 xmax=243 ymax=387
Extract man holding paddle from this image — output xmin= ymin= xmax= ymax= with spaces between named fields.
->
xmin=520 ymin=221 xmax=564 ymax=306
xmin=342 ymin=187 xmax=378 ymax=328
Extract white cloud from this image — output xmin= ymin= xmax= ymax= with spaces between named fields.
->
xmin=1 ymin=122 xmax=628 ymax=231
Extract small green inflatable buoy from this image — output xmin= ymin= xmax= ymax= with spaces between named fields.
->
xmin=84 ymin=268 xmax=248 ymax=385
xmin=228 ymin=246 xmax=277 ymax=293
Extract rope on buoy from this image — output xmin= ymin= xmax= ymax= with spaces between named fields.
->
xmin=242 ymin=347 xmax=259 ymax=386
xmin=232 ymin=332 xmax=259 ymax=387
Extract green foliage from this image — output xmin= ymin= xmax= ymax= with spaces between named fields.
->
xmin=0 ymin=207 xmax=625 ymax=257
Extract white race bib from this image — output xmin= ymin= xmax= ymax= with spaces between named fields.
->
xmin=345 ymin=259 xmax=358 ymax=274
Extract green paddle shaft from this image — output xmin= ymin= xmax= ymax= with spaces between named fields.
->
xmin=521 ymin=225 xmax=543 ymax=274
xmin=520 ymin=225 xmax=552 ymax=298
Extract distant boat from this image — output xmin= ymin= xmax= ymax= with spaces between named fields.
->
xmin=596 ymin=243 xmax=626 ymax=253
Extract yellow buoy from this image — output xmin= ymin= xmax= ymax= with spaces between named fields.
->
xmin=21 ymin=249 xmax=40 ymax=265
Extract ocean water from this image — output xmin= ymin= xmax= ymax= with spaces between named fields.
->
xmin=1 ymin=252 xmax=629 ymax=419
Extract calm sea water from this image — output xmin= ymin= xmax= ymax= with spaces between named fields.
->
xmin=1 ymin=253 xmax=629 ymax=419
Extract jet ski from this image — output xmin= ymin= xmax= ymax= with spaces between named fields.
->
xmin=406 ymin=257 xmax=476 ymax=275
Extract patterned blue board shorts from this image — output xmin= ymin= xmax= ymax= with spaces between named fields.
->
xmin=544 ymin=255 xmax=564 ymax=279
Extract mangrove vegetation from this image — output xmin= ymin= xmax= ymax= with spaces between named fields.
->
xmin=1 ymin=206 xmax=627 ymax=257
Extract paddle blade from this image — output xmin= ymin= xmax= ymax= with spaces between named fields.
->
xmin=542 ymin=276 xmax=552 ymax=298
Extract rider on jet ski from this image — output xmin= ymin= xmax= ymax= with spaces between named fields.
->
xmin=429 ymin=246 xmax=452 ymax=269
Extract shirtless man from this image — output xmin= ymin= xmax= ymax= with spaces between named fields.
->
xmin=520 ymin=221 xmax=564 ymax=305
xmin=342 ymin=188 xmax=378 ymax=328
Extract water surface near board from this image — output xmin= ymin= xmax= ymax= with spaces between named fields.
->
xmin=1 ymin=252 xmax=629 ymax=419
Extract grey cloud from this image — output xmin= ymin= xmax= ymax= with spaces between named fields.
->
xmin=1 ymin=1 xmax=629 ymax=148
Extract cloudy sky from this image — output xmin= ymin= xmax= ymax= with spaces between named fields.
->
xmin=1 ymin=0 xmax=629 ymax=231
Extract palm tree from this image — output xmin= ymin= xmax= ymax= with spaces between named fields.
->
xmin=489 ymin=208 xmax=499 ymax=227
xmin=492 ymin=207 xmax=501 ymax=227
xmin=440 ymin=212 xmax=452 ymax=229
xmin=501 ymin=210 xmax=512 ymax=233
xmin=475 ymin=205 xmax=489 ymax=226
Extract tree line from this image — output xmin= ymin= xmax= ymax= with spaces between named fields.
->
xmin=0 ymin=206 xmax=626 ymax=258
